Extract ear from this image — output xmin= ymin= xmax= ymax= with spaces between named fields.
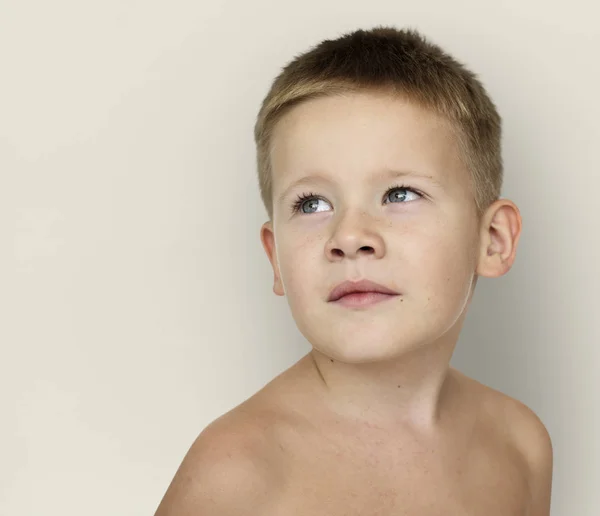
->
xmin=476 ymin=199 xmax=523 ymax=278
xmin=260 ymin=221 xmax=285 ymax=296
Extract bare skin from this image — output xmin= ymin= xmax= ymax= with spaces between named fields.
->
xmin=231 ymin=353 xmax=537 ymax=515
xmin=154 ymin=351 xmax=551 ymax=515
xmin=154 ymin=91 xmax=553 ymax=515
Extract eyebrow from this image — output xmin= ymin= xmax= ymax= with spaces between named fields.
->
xmin=276 ymin=168 xmax=444 ymax=205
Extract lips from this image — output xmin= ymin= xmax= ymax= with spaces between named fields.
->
xmin=327 ymin=279 xmax=400 ymax=302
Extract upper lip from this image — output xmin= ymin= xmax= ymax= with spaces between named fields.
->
xmin=327 ymin=279 xmax=400 ymax=302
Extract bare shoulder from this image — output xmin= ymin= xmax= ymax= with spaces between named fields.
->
xmin=153 ymin=405 xmax=281 ymax=516
xmin=153 ymin=356 xmax=316 ymax=514
xmin=493 ymin=389 xmax=554 ymax=515
xmin=456 ymin=370 xmax=554 ymax=515
xmin=460 ymin=371 xmax=553 ymax=460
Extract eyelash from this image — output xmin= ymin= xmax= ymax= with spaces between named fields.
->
xmin=290 ymin=183 xmax=424 ymax=214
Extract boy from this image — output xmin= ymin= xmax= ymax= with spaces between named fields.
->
xmin=155 ymin=26 xmax=553 ymax=515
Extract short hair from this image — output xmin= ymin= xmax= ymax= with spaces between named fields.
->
xmin=253 ymin=26 xmax=503 ymax=221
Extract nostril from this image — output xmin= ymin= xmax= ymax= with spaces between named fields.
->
xmin=329 ymin=246 xmax=374 ymax=258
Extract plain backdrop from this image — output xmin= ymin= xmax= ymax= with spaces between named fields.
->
xmin=2 ymin=1 xmax=599 ymax=514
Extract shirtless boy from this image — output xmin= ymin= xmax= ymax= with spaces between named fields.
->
xmin=155 ymin=26 xmax=553 ymax=515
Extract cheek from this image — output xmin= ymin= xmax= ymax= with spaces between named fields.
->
xmin=410 ymin=229 xmax=477 ymax=307
xmin=277 ymin=232 xmax=321 ymax=293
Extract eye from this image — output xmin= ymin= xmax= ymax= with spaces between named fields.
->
xmin=291 ymin=192 xmax=331 ymax=214
xmin=383 ymin=184 xmax=423 ymax=204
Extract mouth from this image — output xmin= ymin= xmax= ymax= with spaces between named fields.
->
xmin=331 ymin=290 xmax=399 ymax=308
xmin=327 ymin=279 xmax=400 ymax=306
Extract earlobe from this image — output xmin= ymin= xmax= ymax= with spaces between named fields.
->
xmin=259 ymin=221 xmax=285 ymax=296
xmin=476 ymin=200 xmax=522 ymax=279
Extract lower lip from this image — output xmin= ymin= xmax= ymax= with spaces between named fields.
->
xmin=332 ymin=292 xmax=399 ymax=308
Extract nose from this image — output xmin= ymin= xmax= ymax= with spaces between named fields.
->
xmin=325 ymin=210 xmax=386 ymax=261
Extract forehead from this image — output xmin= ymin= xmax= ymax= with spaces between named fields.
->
xmin=269 ymin=92 xmax=469 ymax=193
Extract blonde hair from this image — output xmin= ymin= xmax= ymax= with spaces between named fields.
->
xmin=254 ymin=26 xmax=502 ymax=221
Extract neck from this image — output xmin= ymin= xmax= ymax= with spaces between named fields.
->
xmin=307 ymin=332 xmax=460 ymax=434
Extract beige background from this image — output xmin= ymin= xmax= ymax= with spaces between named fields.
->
xmin=3 ymin=1 xmax=599 ymax=514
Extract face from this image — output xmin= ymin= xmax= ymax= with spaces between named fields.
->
xmin=261 ymin=91 xmax=483 ymax=363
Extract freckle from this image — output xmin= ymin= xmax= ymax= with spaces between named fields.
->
xmin=330 ymin=359 xmax=334 ymax=363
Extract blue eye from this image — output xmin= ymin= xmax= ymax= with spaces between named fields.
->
xmin=291 ymin=193 xmax=329 ymax=214
xmin=384 ymin=185 xmax=422 ymax=204
xmin=290 ymin=184 xmax=423 ymax=215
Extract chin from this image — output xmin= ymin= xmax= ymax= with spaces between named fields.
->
xmin=312 ymin=330 xmax=421 ymax=364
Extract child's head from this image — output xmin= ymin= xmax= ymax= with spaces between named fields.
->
xmin=255 ymin=26 xmax=521 ymax=361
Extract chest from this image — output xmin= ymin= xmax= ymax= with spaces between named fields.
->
xmin=266 ymin=432 xmax=531 ymax=516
